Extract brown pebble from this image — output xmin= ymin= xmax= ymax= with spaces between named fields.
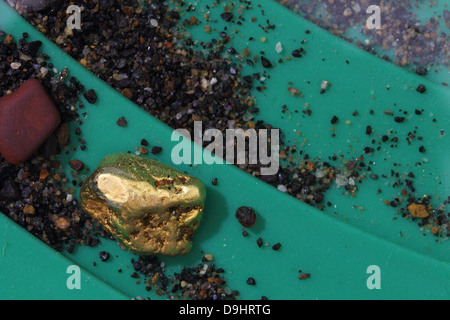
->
xmin=407 ymin=203 xmax=429 ymax=218
xmin=39 ymin=168 xmax=49 ymax=180
xmin=288 ymin=87 xmax=301 ymax=96
xmin=54 ymin=217 xmax=70 ymax=231
xmin=204 ymin=254 xmax=214 ymax=261
xmin=0 ymin=79 xmax=61 ymax=165
xmin=117 ymin=116 xmax=128 ymax=127
xmin=121 ymin=88 xmax=133 ymax=99
xmin=189 ymin=16 xmax=198 ymax=25
xmin=4 ymin=34 xmax=13 ymax=45
xmin=23 ymin=204 xmax=35 ymax=215
xmin=69 ymin=159 xmax=85 ymax=172
xmin=299 ymin=273 xmax=311 ymax=280
xmin=55 ymin=122 xmax=70 ymax=147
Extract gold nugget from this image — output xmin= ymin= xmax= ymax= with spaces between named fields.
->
xmin=80 ymin=153 xmax=206 ymax=256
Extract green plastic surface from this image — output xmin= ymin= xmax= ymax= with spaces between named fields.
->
xmin=1 ymin=0 xmax=450 ymax=300
xmin=277 ymin=0 xmax=450 ymax=88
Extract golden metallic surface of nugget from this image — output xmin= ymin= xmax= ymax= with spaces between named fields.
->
xmin=80 ymin=153 xmax=206 ymax=256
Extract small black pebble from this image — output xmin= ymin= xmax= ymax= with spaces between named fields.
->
xmin=83 ymin=89 xmax=97 ymax=104
xmin=151 ymin=146 xmax=162 ymax=155
xmin=394 ymin=116 xmax=405 ymax=123
xmin=272 ymin=243 xmax=281 ymax=251
xmin=20 ymin=40 xmax=42 ymax=56
xmin=256 ymin=237 xmax=263 ymax=247
xmin=220 ymin=12 xmax=233 ymax=22
xmin=292 ymin=49 xmax=302 ymax=58
xmin=246 ymin=277 xmax=256 ymax=285
xmin=212 ymin=177 xmax=218 ymax=185
xmin=330 ymin=115 xmax=339 ymax=125
xmin=363 ymin=146 xmax=374 ymax=154
xmin=141 ymin=139 xmax=149 ymax=146
xmin=235 ymin=206 xmax=257 ymax=228
xmin=419 ymin=146 xmax=426 ymax=153
xmin=416 ymin=66 xmax=428 ymax=76
xmin=416 ymin=84 xmax=426 ymax=93
xmin=228 ymin=47 xmax=236 ymax=54
xmin=99 ymin=251 xmax=110 ymax=262
xmin=260 ymin=56 xmax=273 ymax=68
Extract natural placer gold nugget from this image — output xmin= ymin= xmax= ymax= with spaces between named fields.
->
xmin=80 ymin=153 xmax=206 ymax=256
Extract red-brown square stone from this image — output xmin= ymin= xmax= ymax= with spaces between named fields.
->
xmin=0 ymin=79 xmax=61 ymax=165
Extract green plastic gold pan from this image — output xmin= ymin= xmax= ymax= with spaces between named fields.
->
xmin=0 ymin=0 xmax=450 ymax=300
